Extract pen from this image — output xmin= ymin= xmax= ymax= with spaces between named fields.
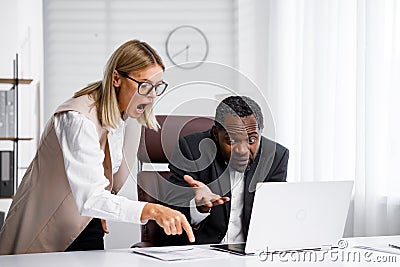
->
xmin=388 ymin=244 xmax=400 ymax=250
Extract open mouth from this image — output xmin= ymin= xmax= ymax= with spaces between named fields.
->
xmin=137 ymin=104 xmax=147 ymax=112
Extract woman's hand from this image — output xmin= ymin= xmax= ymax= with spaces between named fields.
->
xmin=101 ymin=219 xmax=109 ymax=234
xmin=141 ymin=203 xmax=195 ymax=242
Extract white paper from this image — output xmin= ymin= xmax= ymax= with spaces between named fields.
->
xmin=131 ymin=246 xmax=229 ymax=261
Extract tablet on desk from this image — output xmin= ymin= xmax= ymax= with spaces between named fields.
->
xmin=210 ymin=243 xmax=249 ymax=255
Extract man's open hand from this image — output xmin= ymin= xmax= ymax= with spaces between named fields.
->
xmin=183 ymin=175 xmax=230 ymax=213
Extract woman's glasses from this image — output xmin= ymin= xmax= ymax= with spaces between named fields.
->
xmin=118 ymin=71 xmax=168 ymax=96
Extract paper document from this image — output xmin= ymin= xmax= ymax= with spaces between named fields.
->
xmin=131 ymin=246 xmax=229 ymax=261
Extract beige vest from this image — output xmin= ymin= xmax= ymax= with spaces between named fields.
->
xmin=0 ymin=95 xmax=123 ymax=255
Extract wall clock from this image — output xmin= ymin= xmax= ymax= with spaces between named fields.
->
xmin=165 ymin=25 xmax=209 ymax=69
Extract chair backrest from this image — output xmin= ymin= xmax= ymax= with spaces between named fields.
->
xmin=135 ymin=115 xmax=214 ymax=246
xmin=137 ymin=115 xmax=215 ymax=164
xmin=0 ymin=211 xmax=4 ymax=229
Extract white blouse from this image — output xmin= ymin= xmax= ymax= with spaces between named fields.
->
xmin=54 ymin=111 xmax=146 ymax=224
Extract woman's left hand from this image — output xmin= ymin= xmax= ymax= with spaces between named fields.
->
xmin=101 ymin=219 xmax=109 ymax=234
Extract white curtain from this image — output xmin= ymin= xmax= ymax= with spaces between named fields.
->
xmin=262 ymin=0 xmax=400 ymax=237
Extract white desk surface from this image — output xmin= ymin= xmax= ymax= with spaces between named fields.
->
xmin=1 ymin=235 xmax=400 ymax=267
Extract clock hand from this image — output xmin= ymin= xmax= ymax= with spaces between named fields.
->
xmin=171 ymin=45 xmax=190 ymax=59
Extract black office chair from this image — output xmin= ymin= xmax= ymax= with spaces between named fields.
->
xmin=133 ymin=115 xmax=214 ymax=247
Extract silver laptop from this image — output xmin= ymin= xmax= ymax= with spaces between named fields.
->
xmin=211 ymin=181 xmax=353 ymax=255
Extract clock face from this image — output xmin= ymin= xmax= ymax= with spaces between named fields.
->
xmin=165 ymin=25 xmax=209 ymax=69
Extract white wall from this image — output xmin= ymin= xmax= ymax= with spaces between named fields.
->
xmin=0 ymin=1 xmax=18 ymax=77
xmin=43 ymin=0 xmax=237 ymax=121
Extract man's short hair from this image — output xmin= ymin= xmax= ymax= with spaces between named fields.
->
xmin=215 ymin=96 xmax=264 ymax=130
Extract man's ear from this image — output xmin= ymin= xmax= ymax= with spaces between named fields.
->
xmin=258 ymin=124 xmax=264 ymax=134
xmin=113 ymin=70 xmax=122 ymax=87
xmin=212 ymin=125 xmax=219 ymax=142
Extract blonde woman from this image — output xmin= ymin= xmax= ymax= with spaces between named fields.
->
xmin=0 ymin=40 xmax=194 ymax=255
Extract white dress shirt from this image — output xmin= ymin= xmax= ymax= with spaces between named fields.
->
xmin=190 ymin=167 xmax=245 ymax=243
xmin=54 ymin=111 xmax=147 ymax=224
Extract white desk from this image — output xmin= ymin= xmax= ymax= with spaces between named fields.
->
xmin=1 ymin=236 xmax=399 ymax=267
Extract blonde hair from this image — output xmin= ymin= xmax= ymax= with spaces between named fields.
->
xmin=74 ymin=40 xmax=164 ymax=130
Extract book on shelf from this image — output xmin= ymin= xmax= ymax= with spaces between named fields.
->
xmin=0 ymin=89 xmax=15 ymax=138
xmin=0 ymin=151 xmax=14 ymax=197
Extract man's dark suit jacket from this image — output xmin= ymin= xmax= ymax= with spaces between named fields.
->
xmin=160 ymin=129 xmax=289 ymax=245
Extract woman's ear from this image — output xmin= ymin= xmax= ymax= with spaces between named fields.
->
xmin=113 ymin=70 xmax=122 ymax=87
